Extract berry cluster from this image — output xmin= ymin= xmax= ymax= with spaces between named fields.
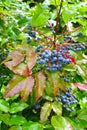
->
xmin=36 ymin=47 xmax=72 ymax=72
xmin=36 ymin=39 xmax=85 ymax=72
xmin=71 ymin=43 xmax=85 ymax=51
xmin=27 ymin=25 xmax=36 ymax=43
xmin=58 ymin=88 xmax=78 ymax=111
xmin=64 ymin=35 xmax=85 ymax=51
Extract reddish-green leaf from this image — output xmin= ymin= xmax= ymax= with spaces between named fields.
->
xmin=13 ymin=63 xmax=29 ymax=77
xmin=35 ymin=71 xmax=46 ymax=100
xmin=40 ymin=102 xmax=52 ymax=123
xmin=48 ymin=72 xmax=59 ymax=95
xmin=74 ymin=83 xmax=87 ymax=91
xmin=4 ymin=75 xmax=24 ymax=98
xmin=4 ymin=75 xmax=34 ymax=99
xmin=4 ymin=51 xmax=24 ymax=70
xmin=21 ymin=76 xmax=34 ymax=100
xmin=48 ymin=72 xmax=65 ymax=96
xmin=26 ymin=46 xmax=37 ymax=70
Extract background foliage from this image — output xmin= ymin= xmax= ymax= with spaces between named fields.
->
xmin=0 ymin=0 xmax=87 ymax=129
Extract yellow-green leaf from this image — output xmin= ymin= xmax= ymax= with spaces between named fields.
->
xmin=40 ymin=102 xmax=52 ymax=123
xmin=52 ymin=101 xmax=62 ymax=116
xmin=35 ymin=71 xmax=46 ymax=100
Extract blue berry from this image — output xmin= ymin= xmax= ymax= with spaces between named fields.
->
xmin=77 ymin=32 xmax=83 ymax=37
xmin=35 ymin=45 xmax=42 ymax=52
xmin=28 ymin=31 xmax=36 ymax=38
xmin=27 ymin=37 xmax=31 ymax=43
xmin=28 ymin=25 xmax=32 ymax=31
xmin=64 ymin=36 xmax=72 ymax=41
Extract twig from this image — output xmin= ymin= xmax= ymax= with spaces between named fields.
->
xmin=63 ymin=26 xmax=82 ymax=36
xmin=35 ymin=30 xmax=53 ymax=41
xmin=58 ymin=26 xmax=82 ymax=39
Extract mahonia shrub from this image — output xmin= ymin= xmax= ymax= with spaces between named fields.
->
xmin=0 ymin=0 xmax=87 ymax=129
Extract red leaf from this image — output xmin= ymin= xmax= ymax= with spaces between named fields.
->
xmin=69 ymin=56 xmax=76 ymax=65
xmin=35 ymin=72 xmax=46 ymax=100
xmin=4 ymin=75 xmax=34 ymax=99
xmin=4 ymin=51 xmax=24 ymax=70
xmin=74 ymin=83 xmax=87 ymax=90
xmin=26 ymin=46 xmax=37 ymax=70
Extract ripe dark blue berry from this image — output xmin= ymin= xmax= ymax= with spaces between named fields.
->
xmin=27 ymin=37 xmax=31 ymax=43
xmin=28 ymin=31 xmax=36 ymax=38
xmin=28 ymin=25 xmax=32 ymax=31
xmin=77 ymin=32 xmax=83 ymax=37
xmin=35 ymin=45 xmax=42 ymax=52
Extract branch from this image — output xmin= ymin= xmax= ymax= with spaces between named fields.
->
xmin=58 ymin=26 xmax=82 ymax=39
xmin=56 ymin=0 xmax=63 ymax=31
xmin=54 ymin=0 xmax=63 ymax=43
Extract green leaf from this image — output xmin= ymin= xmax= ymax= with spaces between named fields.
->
xmin=74 ymin=118 xmax=87 ymax=129
xmin=40 ymin=102 xmax=52 ymax=123
xmin=10 ymin=102 xmax=28 ymax=113
xmin=9 ymin=126 xmax=22 ymax=130
xmin=65 ymin=117 xmax=84 ymax=130
xmin=9 ymin=115 xmax=27 ymax=126
xmin=22 ymin=121 xmax=43 ymax=130
xmin=31 ymin=4 xmax=50 ymax=26
xmin=64 ymin=64 xmax=76 ymax=72
xmin=78 ymin=109 xmax=87 ymax=121
xmin=17 ymin=32 xmax=28 ymax=41
xmin=79 ymin=97 xmax=87 ymax=109
xmin=0 ymin=114 xmax=10 ymax=125
xmin=52 ymin=102 xmax=62 ymax=116
xmin=0 ymin=99 xmax=9 ymax=113
xmin=75 ymin=65 xmax=86 ymax=77
xmin=45 ymin=80 xmax=54 ymax=97
xmin=51 ymin=116 xmax=73 ymax=130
